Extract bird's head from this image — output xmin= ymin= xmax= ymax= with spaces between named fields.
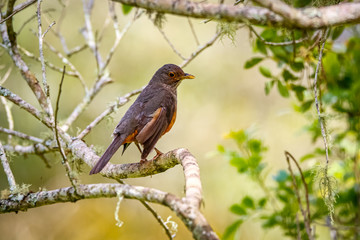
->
xmin=150 ymin=64 xmax=195 ymax=88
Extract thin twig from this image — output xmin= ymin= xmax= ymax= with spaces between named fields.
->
xmin=180 ymin=31 xmax=220 ymax=68
xmin=42 ymin=21 xmax=56 ymax=38
xmin=0 ymin=97 xmax=14 ymax=142
xmin=99 ymin=5 xmax=139 ymax=76
xmin=77 ymin=87 xmax=143 ymax=139
xmin=0 ymin=142 xmax=16 ymax=192
xmin=0 ymin=0 xmax=37 ymax=24
xmin=157 ymin=26 xmax=186 ymax=60
xmin=140 ymin=200 xmax=174 ymax=239
xmin=42 ymin=40 xmax=87 ymax=90
xmin=16 ymin=8 xmax=56 ymax=35
xmin=3 ymin=143 xmax=52 ymax=155
xmin=53 ymin=66 xmax=78 ymax=189
xmin=0 ymin=127 xmax=44 ymax=143
xmin=66 ymin=44 xmax=88 ymax=57
xmin=0 ymin=67 xmax=14 ymax=142
xmin=285 ymin=151 xmax=313 ymax=239
xmin=18 ymin=45 xmax=81 ymax=78
xmin=187 ymin=18 xmax=200 ymax=46
xmin=292 ymin=30 xmax=296 ymax=60
xmin=0 ymin=86 xmax=52 ymax=128
xmin=61 ymin=74 xmax=112 ymax=132
xmin=313 ymin=29 xmax=330 ymax=170
xmin=37 ymin=0 xmax=54 ymax=120
xmin=117 ymin=179 xmax=173 ymax=239
xmin=248 ymin=25 xmax=307 ymax=46
xmin=82 ymin=0 xmax=103 ymax=69
xmin=1 ymin=0 xmax=50 ymax=114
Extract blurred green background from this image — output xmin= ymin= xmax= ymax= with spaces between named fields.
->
xmin=0 ymin=1 xmax=316 ymax=239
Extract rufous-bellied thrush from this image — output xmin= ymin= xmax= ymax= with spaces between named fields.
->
xmin=90 ymin=64 xmax=195 ymax=174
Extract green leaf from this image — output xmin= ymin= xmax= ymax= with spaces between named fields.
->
xmin=259 ymin=66 xmax=272 ymax=78
xmin=244 ymin=57 xmax=263 ymax=69
xmin=242 ymin=196 xmax=255 ymax=209
xmin=122 ymin=4 xmax=133 ymax=15
xmin=282 ymin=69 xmax=298 ymax=81
xmin=265 ymin=80 xmax=275 ymax=95
xmin=230 ymin=156 xmax=248 ymax=173
xmin=290 ymin=57 xmax=304 ymax=72
xmin=331 ymin=26 xmax=345 ymax=40
xmin=217 ymin=145 xmax=225 ymax=153
xmin=300 ymin=100 xmax=313 ymax=112
xmin=230 ymin=204 xmax=247 ymax=215
xmin=223 ymin=220 xmax=243 ymax=240
xmin=255 ymin=39 xmax=267 ymax=55
xmin=248 ymin=139 xmax=262 ymax=154
xmin=277 ymin=81 xmax=290 ymax=98
xmin=258 ymin=198 xmax=267 ymax=208
xmin=291 ymin=85 xmax=307 ymax=102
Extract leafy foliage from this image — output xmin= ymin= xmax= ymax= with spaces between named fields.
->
xmin=222 ymin=14 xmax=360 ymax=239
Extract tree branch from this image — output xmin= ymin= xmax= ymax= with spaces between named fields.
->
xmin=1 ymin=0 xmax=52 ymax=115
xmin=0 ymin=127 xmax=44 ymax=144
xmin=0 ymin=142 xmax=16 ymax=192
xmin=0 ymin=86 xmax=52 ymax=128
xmin=112 ymin=0 xmax=360 ymax=29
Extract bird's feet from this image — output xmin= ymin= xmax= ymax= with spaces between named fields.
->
xmin=152 ymin=148 xmax=163 ymax=160
xmin=140 ymin=158 xmax=147 ymax=164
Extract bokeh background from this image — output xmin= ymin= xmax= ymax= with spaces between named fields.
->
xmin=0 ymin=1 xmax=318 ymax=239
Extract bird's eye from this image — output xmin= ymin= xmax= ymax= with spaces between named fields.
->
xmin=168 ymin=72 xmax=175 ymax=78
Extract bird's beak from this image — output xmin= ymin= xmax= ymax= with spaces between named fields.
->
xmin=182 ymin=73 xmax=195 ymax=80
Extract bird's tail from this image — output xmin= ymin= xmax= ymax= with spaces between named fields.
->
xmin=89 ymin=135 xmax=125 ymax=174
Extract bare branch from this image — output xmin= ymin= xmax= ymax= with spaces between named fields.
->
xmin=285 ymin=151 xmax=313 ymax=239
xmin=248 ymin=24 xmax=307 ymax=46
xmin=0 ymin=0 xmax=36 ymax=24
xmin=313 ymin=29 xmax=330 ymax=170
xmin=100 ymin=4 xmax=139 ymax=76
xmin=66 ymin=44 xmax=87 ymax=57
xmin=3 ymin=143 xmax=52 ymax=155
xmin=180 ymin=31 xmax=220 ymax=68
xmin=188 ymin=18 xmax=200 ymax=46
xmin=53 ymin=66 xmax=79 ymax=188
xmin=82 ymin=0 xmax=103 ymax=69
xmin=0 ymin=127 xmax=44 ymax=144
xmin=42 ymin=41 xmax=87 ymax=89
xmin=112 ymin=0 xmax=360 ymax=29
xmin=140 ymin=200 xmax=175 ymax=239
xmin=37 ymin=0 xmax=54 ymax=120
xmin=18 ymin=45 xmax=81 ymax=78
xmin=0 ymin=183 xmax=167 ymax=213
xmin=0 ymin=182 xmax=218 ymax=239
xmin=61 ymin=74 xmax=112 ymax=132
xmin=1 ymin=1 xmax=51 ymax=114
xmin=0 ymin=86 xmax=52 ymax=128
xmin=179 ymin=149 xmax=202 ymax=208
xmin=0 ymin=142 xmax=16 ymax=191
xmin=157 ymin=26 xmax=186 ymax=60
xmin=0 ymin=97 xmax=14 ymax=142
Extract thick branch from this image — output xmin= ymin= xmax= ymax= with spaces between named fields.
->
xmin=112 ymin=0 xmax=360 ymax=29
xmin=68 ymin=139 xmax=180 ymax=178
xmin=0 ymin=183 xmax=217 ymax=239
xmin=0 ymin=183 xmax=166 ymax=213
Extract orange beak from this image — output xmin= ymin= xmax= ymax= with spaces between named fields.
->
xmin=182 ymin=73 xmax=195 ymax=80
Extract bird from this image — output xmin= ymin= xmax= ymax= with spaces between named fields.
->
xmin=89 ymin=64 xmax=195 ymax=174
